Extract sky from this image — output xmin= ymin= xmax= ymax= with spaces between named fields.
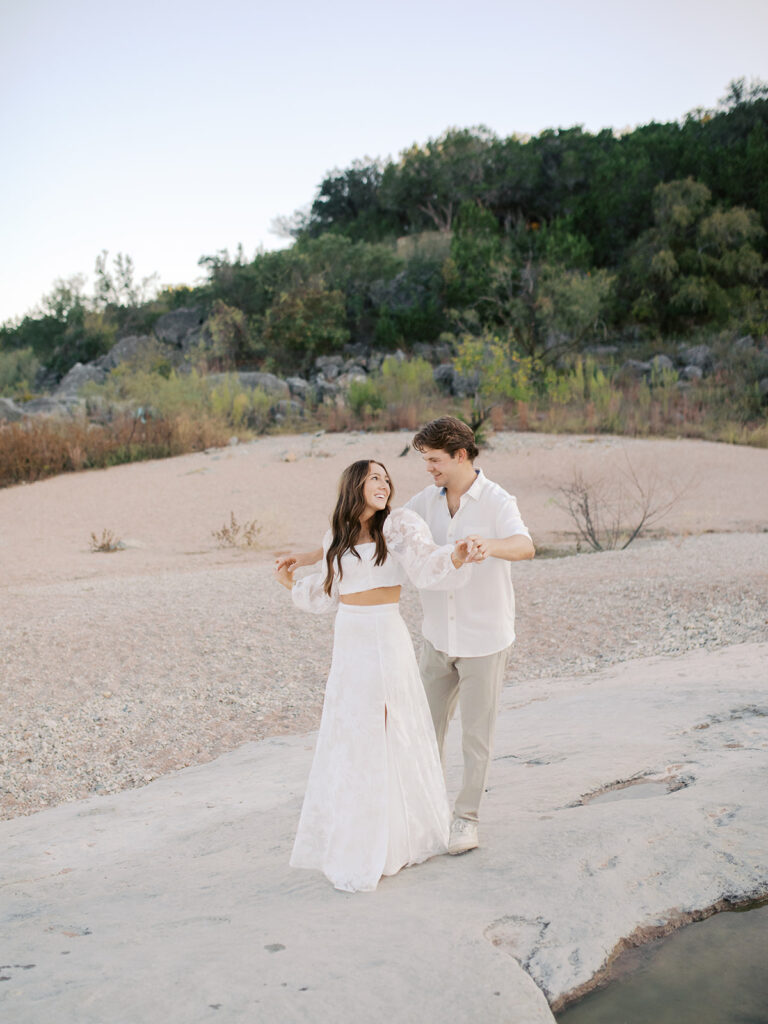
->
xmin=1 ymin=0 xmax=767 ymax=325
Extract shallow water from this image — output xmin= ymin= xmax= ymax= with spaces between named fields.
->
xmin=556 ymin=901 xmax=768 ymax=1024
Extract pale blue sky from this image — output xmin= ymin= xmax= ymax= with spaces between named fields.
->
xmin=1 ymin=0 xmax=766 ymax=324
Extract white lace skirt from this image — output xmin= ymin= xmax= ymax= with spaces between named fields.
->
xmin=290 ymin=602 xmax=450 ymax=892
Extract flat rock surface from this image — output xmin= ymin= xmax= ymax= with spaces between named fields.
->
xmin=2 ymin=643 xmax=767 ymax=1023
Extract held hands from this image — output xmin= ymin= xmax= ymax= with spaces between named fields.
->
xmin=462 ymin=535 xmax=491 ymax=562
xmin=451 ymin=537 xmax=478 ymax=568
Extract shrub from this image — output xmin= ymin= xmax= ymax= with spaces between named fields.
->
xmin=347 ymin=377 xmax=386 ymax=417
xmin=0 ymin=348 xmax=40 ymax=397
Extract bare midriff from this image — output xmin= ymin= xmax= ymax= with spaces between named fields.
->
xmin=340 ymin=585 xmax=401 ymax=606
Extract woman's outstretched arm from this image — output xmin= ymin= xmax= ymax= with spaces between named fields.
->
xmin=275 ymin=547 xmax=324 ymax=573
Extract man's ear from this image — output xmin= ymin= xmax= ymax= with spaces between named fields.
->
xmin=455 ymin=447 xmax=468 ymax=463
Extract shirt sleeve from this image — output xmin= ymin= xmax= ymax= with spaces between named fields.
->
xmin=495 ymin=493 xmax=531 ymax=539
xmin=291 ymin=529 xmax=339 ymax=614
xmin=384 ymin=508 xmax=472 ymax=591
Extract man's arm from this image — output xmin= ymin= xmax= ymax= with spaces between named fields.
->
xmin=275 ymin=547 xmax=324 ymax=572
xmin=465 ymin=534 xmax=535 ymax=563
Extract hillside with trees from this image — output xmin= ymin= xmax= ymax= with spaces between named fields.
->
xmin=1 ymin=79 xmax=767 ymax=484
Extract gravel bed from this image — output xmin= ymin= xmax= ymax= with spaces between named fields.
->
xmin=2 ymin=532 xmax=767 ymax=820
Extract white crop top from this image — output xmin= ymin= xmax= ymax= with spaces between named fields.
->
xmin=291 ymin=507 xmax=471 ymax=614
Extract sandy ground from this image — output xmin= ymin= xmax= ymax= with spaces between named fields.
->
xmin=2 ymin=431 xmax=767 ymax=818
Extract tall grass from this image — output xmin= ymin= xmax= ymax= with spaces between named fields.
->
xmin=0 ymin=413 xmax=231 ymax=488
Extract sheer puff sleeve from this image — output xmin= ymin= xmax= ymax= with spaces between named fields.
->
xmin=383 ymin=508 xmax=472 ymax=591
xmin=291 ymin=530 xmax=339 ymax=614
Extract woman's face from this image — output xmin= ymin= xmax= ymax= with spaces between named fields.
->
xmin=362 ymin=462 xmax=391 ymax=517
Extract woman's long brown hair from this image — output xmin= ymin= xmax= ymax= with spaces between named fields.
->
xmin=323 ymin=460 xmax=393 ymax=595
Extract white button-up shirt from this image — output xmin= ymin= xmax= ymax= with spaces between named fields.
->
xmin=405 ymin=468 xmax=531 ymax=658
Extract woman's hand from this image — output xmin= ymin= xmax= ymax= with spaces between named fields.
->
xmin=274 ymin=560 xmax=295 ymax=590
xmin=275 ymin=547 xmax=323 ymax=572
xmin=451 ymin=537 xmax=477 ymax=568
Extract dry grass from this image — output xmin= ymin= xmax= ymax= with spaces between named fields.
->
xmin=211 ymin=512 xmax=262 ymax=549
xmin=0 ymin=413 xmax=233 ymax=489
xmin=89 ymin=528 xmax=124 ymax=553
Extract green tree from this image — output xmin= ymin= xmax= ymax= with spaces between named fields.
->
xmin=628 ymin=178 xmax=767 ymax=330
xmin=259 ymin=287 xmax=350 ymax=372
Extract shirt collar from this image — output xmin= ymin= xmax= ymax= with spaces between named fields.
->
xmin=440 ymin=467 xmax=484 ymax=500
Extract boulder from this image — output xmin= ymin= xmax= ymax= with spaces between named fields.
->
xmin=273 ymin=399 xmax=304 ymax=419
xmin=678 ymin=344 xmax=713 ymax=372
xmin=336 ymin=371 xmax=368 ymax=389
xmin=53 ymin=362 xmax=108 ymax=398
xmin=619 ymin=359 xmax=651 ymax=380
xmin=433 ymin=364 xmax=457 ymax=394
xmin=365 ymin=350 xmax=386 ymax=372
xmin=734 ymin=335 xmax=756 ymax=353
xmin=315 ymin=355 xmax=344 ymax=380
xmin=207 ymin=372 xmax=289 ymax=398
xmin=432 ymin=363 xmax=477 ymax=398
xmin=680 ymin=364 xmax=704 ymax=382
xmin=0 ymin=396 xmax=25 ymax=422
xmin=342 ymin=358 xmax=367 ymax=376
xmin=285 ymin=377 xmax=312 ymax=400
xmin=314 ymin=379 xmax=340 ymax=401
xmin=153 ymin=307 xmax=205 ymax=347
xmin=20 ymin=396 xmax=78 ymax=417
xmin=94 ymin=335 xmax=161 ymax=371
xmin=649 ymin=354 xmax=675 ymax=374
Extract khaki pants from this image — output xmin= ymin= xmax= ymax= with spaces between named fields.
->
xmin=419 ymin=639 xmax=510 ymax=823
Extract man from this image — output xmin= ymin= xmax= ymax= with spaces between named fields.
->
xmin=276 ymin=416 xmax=534 ymax=855
xmin=405 ymin=417 xmax=534 ymax=854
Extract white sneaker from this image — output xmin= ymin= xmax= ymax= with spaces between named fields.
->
xmin=448 ymin=818 xmax=479 ymax=855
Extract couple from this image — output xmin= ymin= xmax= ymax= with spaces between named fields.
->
xmin=275 ymin=417 xmax=534 ymax=892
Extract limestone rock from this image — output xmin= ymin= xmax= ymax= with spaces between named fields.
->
xmin=153 ymin=307 xmax=205 ymax=347
xmin=315 ymin=355 xmax=344 ymax=380
xmin=2 ymin=643 xmax=766 ymax=1023
xmin=286 ymin=376 xmax=312 ymax=400
xmin=20 ymin=396 xmax=79 ymax=416
xmin=53 ymin=362 xmax=107 ymax=398
xmin=0 ymin=396 xmax=25 ymax=422
xmin=207 ymin=372 xmax=289 ymax=398
xmin=678 ymin=344 xmax=713 ymax=372
xmin=273 ymin=399 xmax=303 ymax=418
xmin=649 ymin=353 xmax=675 ymax=374
xmin=619 ymin=359 xmax=651 ymax=379
xmin=94 ymin=335 xmax=164 ymax=371
xmin=680 ymin=364 xmax=704 ymax=382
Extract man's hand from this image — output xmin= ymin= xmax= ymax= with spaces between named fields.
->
xmin=275 ymin=547 xmax=323 ymax=573
xmin=451 ymin=537 xmax=477 ymax=568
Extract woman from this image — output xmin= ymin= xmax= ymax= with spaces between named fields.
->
xmin=275 ymin=459 xmax=474 ymax=893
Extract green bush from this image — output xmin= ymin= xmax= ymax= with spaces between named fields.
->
xmin=347 ymin=377 xmax=386 ymax=416
xmin=0 ymin=347 xmax=40 ymax=397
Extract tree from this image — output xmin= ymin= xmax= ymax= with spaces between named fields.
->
xmin=628 ymin=178 xmax=767 ymax=330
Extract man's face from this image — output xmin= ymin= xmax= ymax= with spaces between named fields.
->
xmin=420 ymin=447 xmax=463 ymax=489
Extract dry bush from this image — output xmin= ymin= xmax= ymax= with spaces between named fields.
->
xmin=212 ymin=511 xmax=262 ymax=549
xmin=557 ymin=456 xmax=689 ymax=552
xmin=89 ymin=528 xmax=123 ymax=553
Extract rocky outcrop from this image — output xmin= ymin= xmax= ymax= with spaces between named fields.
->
xmin=53 ymin=362 xmax=107 ymax=398
xmin=0 ymin=397 xmax=25 ymax=422
xmin=152 ymin=307 xmax=206 ymax=348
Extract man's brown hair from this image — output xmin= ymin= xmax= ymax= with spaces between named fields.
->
xmin=412 ymin=417 xmax=479 ymax=461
